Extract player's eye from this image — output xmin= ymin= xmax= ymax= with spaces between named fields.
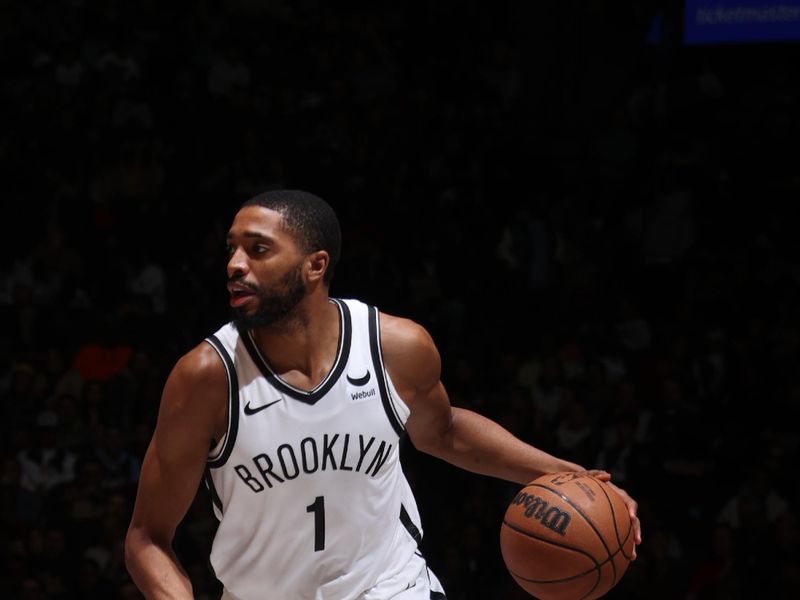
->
xmin=254 ymin=245 xmax=268 ymax=254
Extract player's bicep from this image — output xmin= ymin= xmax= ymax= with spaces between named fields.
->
xmin=404 ymin=380 xmax=455 ymax=456
xmin=129 ymin=349 xmax=225 ymax=543
xmin=381 ymin=315 xmax=455 ymax=456
xmin=131 ymin=442 xmax=205 ymax=543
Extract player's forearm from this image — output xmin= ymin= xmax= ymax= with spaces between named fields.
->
xmin=125 ymin=529 xmax=194 ymax=600
xmin=429 ymin=407 xmax=583 ymax=484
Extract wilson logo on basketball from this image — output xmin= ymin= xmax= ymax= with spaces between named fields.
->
xmin=511 ymin=491 xmax=572 ymax=536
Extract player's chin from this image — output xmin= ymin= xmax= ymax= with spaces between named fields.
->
xmin=231 ymin=305 xmax=263 ymax=332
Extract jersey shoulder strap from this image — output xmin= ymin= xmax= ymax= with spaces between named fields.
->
xmin=338 ymin=298 xmax=409 ymax=436
xmin=205 ymin=323 xmax=240 ymax=468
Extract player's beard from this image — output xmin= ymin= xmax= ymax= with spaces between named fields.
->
xmin=231 ymin=262 xmax=307 ymax=332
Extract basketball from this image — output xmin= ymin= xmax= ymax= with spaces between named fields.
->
xmin=500 ymin=472 xmax=635 ymax=600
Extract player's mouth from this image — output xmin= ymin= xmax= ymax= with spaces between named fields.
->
xmin=228 ymin=281 xmax=258 ymax=307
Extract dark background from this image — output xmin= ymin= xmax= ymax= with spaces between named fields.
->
xmin=1 ymin=1 xmax=799 ymax=598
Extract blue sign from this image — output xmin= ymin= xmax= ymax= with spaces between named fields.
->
xmin=684 ymin=0 xmax=800 ymax=43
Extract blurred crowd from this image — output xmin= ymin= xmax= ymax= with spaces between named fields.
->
xmin=2 ymin=1 xmax=799 ymax=598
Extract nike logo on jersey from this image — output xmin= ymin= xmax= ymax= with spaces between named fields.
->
xmin=244 ymin=398 xmax=283 ymax=415
xmin=346 ymin=371 xmax=371 ymax=386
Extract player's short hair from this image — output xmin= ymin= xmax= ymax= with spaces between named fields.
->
xmin=241 ymin=189 xmax=341 ymax=284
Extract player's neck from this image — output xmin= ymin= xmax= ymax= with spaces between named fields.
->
xmin=251 ymin=294 xmax=339 ymax=383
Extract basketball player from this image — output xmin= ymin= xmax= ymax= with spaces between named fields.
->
xmin=125 ymin=190 xmax=641 ymax=599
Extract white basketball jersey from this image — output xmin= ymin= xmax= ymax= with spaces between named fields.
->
xmin=203 ymin=299 xmax=426 ymax=600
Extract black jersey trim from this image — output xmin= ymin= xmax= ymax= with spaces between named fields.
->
xmin=400 ymin=503 xmax=422 ymax=545
xmin=206 ymin=334 xmax=239 ymax=468
xmin=240 ymin=299 xmax=352 ymax=405
xmin=203 ymin=466 xmax=223 ymax=519
xmin=368 ymin=306 xmax=405 ymax=437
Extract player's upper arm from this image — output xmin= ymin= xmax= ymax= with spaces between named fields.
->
xmin=380 ymin=314 xmax=454 ymax=456
xmin=128 ymin=342 xmax=227 ymax=545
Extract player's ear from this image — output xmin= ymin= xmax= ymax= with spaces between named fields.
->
xmin=305 ymin=250 xmax=330 ymax=284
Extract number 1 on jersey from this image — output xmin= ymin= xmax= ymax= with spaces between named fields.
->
xmin=306 ymin=496 xmax=325 ymax=551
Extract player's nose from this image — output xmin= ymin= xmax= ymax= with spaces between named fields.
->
xmin=227 ymin=247 xmax=249 ymax=278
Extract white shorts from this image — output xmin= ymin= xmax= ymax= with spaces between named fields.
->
xmin=360 ymin=552 xmax=446 ymax=600
xmin=221 ymin=552 xmax=446 ymax=600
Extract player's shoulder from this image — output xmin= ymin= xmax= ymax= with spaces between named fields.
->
xmin=155 ymin=340 xmax=229 ymax=452
xmin=378 ymin=311 xmax=440 ymax=385
xmin=379 ymin=312 xmax=436 ymax=354
xmin=165 ymin=340 xmax=227 ymax=403
xmin=178 ymin=339 xmax=225 ymax=374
